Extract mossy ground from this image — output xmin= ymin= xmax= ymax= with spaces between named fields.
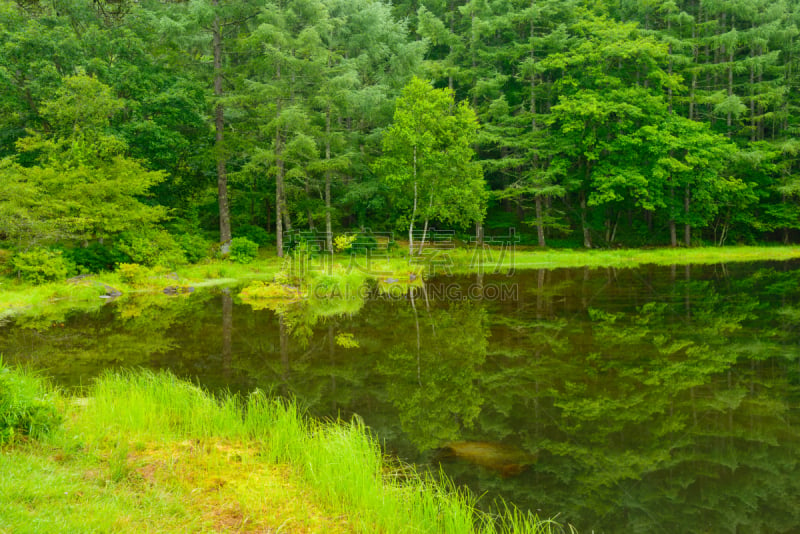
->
xmin=1 ymin=438 xmax=354 ymax=533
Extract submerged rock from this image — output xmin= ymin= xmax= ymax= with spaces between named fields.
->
xmin=438 ymin=441 xmax=537 ymax=477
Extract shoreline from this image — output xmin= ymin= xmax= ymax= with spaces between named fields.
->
xmin=2 ymin=245 xmax=799 ymax=323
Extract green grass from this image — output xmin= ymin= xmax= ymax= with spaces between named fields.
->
xmin=0 ymin=362 xmax=62 ymax=444
xmin=450 ymin=245 xmax=800 ymax=272
xmin=1 ymin=366 xmax=564 ymax=533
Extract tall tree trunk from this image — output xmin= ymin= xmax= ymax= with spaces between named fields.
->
xmin=282 ymin=205 xmax=292 ymax=232
xmin=212 ymin=3 xmax=231 ymax=251
xmin=684 ymin=185 xmax=691 ymax=247
xmin=580 ymin=190 xmax=591 ymax=249
xmin=324 ymin=104 xmax=333 ymax=253
xmin=418 ymin=197 xmax=433 ymax=254
xmin=581 ymin=161 xmax=592 ymax=248
xmin=726 ymin=15 xmax=735 ymax=137
xmin=305 ymin=177 xmax=314 ymax=230
xmin=530 ymin=11 xmax=544 ymax=249
xmin=409 ymin=146 xmax=418 ymax=255
xmin=275 ymin=78 xmax=284 ymax=257
xmin=750 ymin=31 xmax=756 ymax=142
xmin=535 ymin=195 xmax=545 ymax=248
xmin=669 ymin=187 xmax=677 ymax=247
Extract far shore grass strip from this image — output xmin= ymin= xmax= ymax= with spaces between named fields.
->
xmin=453 ymin=245 xmax=800 ymax=271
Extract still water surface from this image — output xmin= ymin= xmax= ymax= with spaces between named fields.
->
xmin=3 ymin=261 xmax=800 ymax=533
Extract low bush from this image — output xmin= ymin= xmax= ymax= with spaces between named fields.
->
xmin=229 ymin=237 xmax=259 ymax=264
xmin=175 ymin=233 xmax=211 ymax=264
xmin=236 ymin=224 xmax=274 ymax=246
xmin=116 ymin=263 xmax=150 ymax=285
xmin=117 ymin=229 xmax=186 ymax=268
xmin=63 ymin=242 xmax=131 ymax=273
xmin=10 ymin=248 xmax=75 ymax=284
xmin=349 ymin=233 xmax=378 ymax=254
xmin=333 ymin=234 xmax=357 ymax=253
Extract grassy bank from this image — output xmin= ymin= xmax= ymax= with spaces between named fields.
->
xmin=455 ymin=245 xmax=800 ymax=271
xmin=0 ymin=366 xmax=560 ymax=533
xmin=3 ymin=245 xmax=799 ymax=324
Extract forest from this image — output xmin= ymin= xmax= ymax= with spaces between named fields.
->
xmin=2 ymin=0 xmax=800 ymax=277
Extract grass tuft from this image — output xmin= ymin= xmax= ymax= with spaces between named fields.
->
xmin=0 ymin=360 xmax=62 ymax=444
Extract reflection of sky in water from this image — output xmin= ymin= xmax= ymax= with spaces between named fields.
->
xmin=3 ymin=260 xmax=800 ymax=533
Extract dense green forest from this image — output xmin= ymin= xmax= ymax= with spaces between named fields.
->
xmin=2 ymin=0 xmax=800 ymax=276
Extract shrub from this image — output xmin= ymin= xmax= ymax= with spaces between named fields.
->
xmin=333 ymin=234 xmax=357 ymax=253
xmin=117 ymin=263 xmax=150 ymax=285
xmin=63 ymin=242 xmax=131 ymax=273
xmin=229 ymin=237 xmax=259 ymax=263
xmin=0 ymin=363 xmax=62 ymax=444
xmin=236 ymin=224 xmax=274 ymax=246
xmin=350 ymin=233 xmax=378 ymax=254
xmin=11 ymin=248 xmax=75 ymax=284
xmin=117 ymin=229 xmax=186 ymax=268
xmin=175 ymin=233 xmax=211 ymax=264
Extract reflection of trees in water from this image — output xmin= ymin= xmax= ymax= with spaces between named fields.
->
xmin=463 ymin=267 xmax=800 ymax=532
xmin=3 ymin=265 xmax=800 ymax=532
xmin=377 ymin=297 xmax=488 ymax=451
xmin=0 ymin=292 xmax=214 ymax=386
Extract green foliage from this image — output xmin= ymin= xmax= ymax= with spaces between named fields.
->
xmin=349 ymin=233 xmax=378 ymax=254
xmin=116 ymin=263 xmax=151 ymax=286
xmin=2 ymin=0 xmax=800 ymax=265
xmin=235 ymin=224 xmax=273 ymax=247
xmin=175 ymin=234 xmax=211 ymax=264
xmin=11 ymin=248 xmax=75 ymax=284
xmin=228 ymin=237 xmax=259 ymax=264
xmin=333 ymin=234 xmax=357 ymax=253
xmin=63 ymin=243 xmax=131 ymax=273
xmin=0 ymin=363 xmax=62 ymax=444
xmin=4 ymin=74 xmax=167 ymax=245
xmin=0 ymin=249 xmax=11 ymax=275
xmin=117 ymin=229 xmax=186 ymax=268
xmin=378 ymin=77 xmax=487 ymax=252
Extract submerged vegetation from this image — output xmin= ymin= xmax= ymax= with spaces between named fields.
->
xmin=0 ymin=364 xmax=562 ymax=533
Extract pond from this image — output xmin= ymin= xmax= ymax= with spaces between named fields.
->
xmin=3 ymin=261 xmax=800 ymax=533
